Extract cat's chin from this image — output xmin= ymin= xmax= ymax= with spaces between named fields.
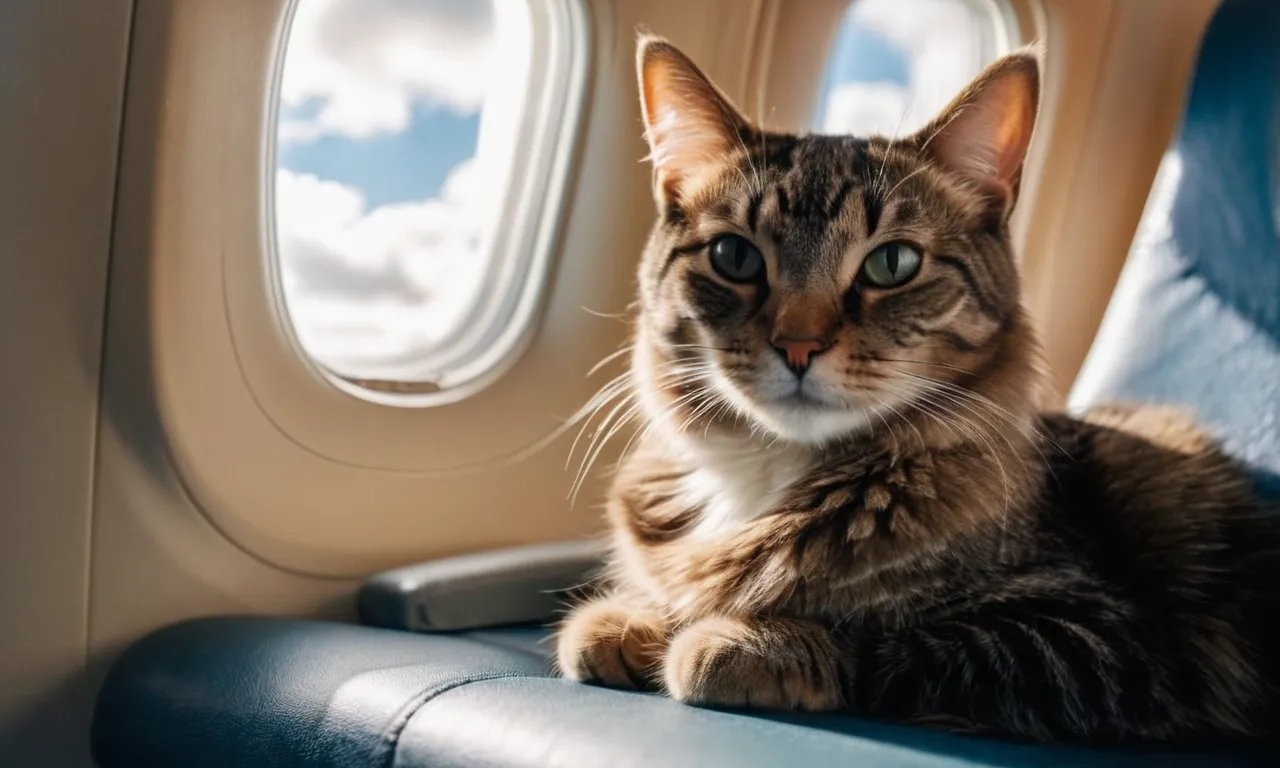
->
xmin=748 ymin=395 xmax=880 ymax=447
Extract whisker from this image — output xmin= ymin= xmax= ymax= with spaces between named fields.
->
xmin=586 ymin=345 xmax=634 ymax=378
xmin=571 ymin=390 xmax=644 ymax=503
xmin=565 ymin=377 xmax=634 ymax=471
xmin=865 ymin=358 xmax=1071 ymax=461
xmin=919 ymin=390 xmax=1015 ymax=564
xmin=883 ymin=166 xmax=928 ymax=203
xmin=573 ymin=399 xmax=647 ymax=506
xmin=878 ymin=378 xmax=1019 ymax=563
xmin=568 ymin=386 xmax=635 ymax=476
xmin=579 ymin=306 xmax=630 ymax=323
xmin=860 ymin=356 xmax=975 ymax=375
xmin=874 ymin=395 xmax=925 ymax=452
xmin=873 ymin=101 xmax=913 ymax=199
xmin=894 ymin=371 xmax=1070 ymax=466
xmin=666 ymin=344 xmax=739 ymax=354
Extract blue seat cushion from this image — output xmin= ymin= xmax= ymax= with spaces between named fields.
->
xmin=1069 ymin=0 xmax=1280 ymax=501
xmin=91 ymin=617 xmax=1273 ymax=767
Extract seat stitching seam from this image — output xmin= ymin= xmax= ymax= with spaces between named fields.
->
xmin=376 ymin=669 xmax=547 ymax=768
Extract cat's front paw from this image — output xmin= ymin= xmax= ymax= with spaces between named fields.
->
xmin=556 ymin=597 xmax=668 ymax=690
xmin=663 ymin=617 xmax=846 ymax=712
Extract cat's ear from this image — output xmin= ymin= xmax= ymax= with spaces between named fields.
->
xmin=637 ymin=34 xmax=751 ymax=206
xmin=915 ymin=46 xmax=1040 ymax=216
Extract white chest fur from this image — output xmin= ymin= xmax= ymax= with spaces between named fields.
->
xmin=677 ymin=441 xmax=812 ymax=540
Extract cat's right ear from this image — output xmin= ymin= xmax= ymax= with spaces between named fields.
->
xmin=913 ymin=46 xmax=1041 ymax=218
xmin=637 ymin=35 xmax=750 ymax=207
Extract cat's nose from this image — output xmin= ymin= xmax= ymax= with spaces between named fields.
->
xmin=771 ymin=336 xmax=830 ymax=374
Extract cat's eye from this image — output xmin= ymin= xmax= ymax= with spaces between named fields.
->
xmin=861 ymin=243 xmax=923 ymax=288
xmin=709 ymin=235 xmax=765 ymax=283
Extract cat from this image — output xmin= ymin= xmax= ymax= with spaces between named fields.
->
xmin=555 ymin=34 xmax=1280 ymax=746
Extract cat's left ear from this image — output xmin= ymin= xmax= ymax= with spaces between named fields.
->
xmin=637 ymin=35 xmax=752 ymax=207
xmin=915 ymin=45 xmax=1041 ymax=217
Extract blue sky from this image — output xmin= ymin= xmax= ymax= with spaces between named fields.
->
xmin=813 ymin=11 xmax=910 ymax=129
xmin=279 ymin=100 xmax=479 ymax=208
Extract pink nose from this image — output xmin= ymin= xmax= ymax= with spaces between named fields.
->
xmin=771 ymin=337 xmax=829 ymax=372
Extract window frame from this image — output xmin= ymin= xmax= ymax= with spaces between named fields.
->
xmin=267 ymin=0 xmax=592 ymax=404
xmin=136 ymin=0 xmax=611 ymax=577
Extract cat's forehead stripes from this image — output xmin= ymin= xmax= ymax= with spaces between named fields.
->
xmin=762 ymin=136 xmax=880 ymax=280
xmin=770 ymin=138 xmax=866 ymax=217
xmin=667 ymin=134 xmax=931 ymax=285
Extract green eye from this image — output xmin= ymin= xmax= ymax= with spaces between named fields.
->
xmin=861 ymin=242 xmax=922 ymax=287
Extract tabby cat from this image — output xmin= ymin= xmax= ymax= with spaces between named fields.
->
xmin=555 ymin=35 xmax=1280 ymax=746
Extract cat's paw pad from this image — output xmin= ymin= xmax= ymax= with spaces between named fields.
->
xmin=556 ymin=601 xmax=666 ymax=690
xmin=663 ymin=617 xmax=844 ymax=711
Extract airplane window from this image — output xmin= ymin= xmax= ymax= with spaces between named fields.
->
xmin=271 ymin=0 xmax=586 ymax=396
xmin=814 ymin=0 xmax=1017 ymax=136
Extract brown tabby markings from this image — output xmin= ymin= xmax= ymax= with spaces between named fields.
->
xmin=556 ymin=35 xmax=1280 ymax=746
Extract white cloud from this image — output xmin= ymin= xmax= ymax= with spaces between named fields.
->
xmin=819 ymin=0 xmax=998 ymax=137
xmin=269 ymin=0 xmax=541 ymax=381
xmin=821 ymin=81 xmax=912 ymax=140
xmin=276 ymin=159 xmax=492 ymax=380
xmin=278 ymin=0 xmax=527 ymax=142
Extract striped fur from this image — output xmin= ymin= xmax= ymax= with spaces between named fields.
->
xmin=556 ymin=37 xmax=1280 ymax=746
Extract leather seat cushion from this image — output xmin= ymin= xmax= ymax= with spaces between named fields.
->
xmin=91 ymin=617 xmax=1272 ymax=768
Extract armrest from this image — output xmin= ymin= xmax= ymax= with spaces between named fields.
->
xmin=358 ymin=539 xmax=606 ymax=632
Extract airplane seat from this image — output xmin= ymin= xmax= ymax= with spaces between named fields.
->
xmin=1068 ymin=0 xmax=1280 ymax=495
xmin=89 ymin=0 xmax=1280 ymax=765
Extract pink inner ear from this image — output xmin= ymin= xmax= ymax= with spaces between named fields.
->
xmin=639 ymin=47 xmax=743 ymax=199
xmin=645 ymin=99 xmax=730 ymax=175
xmin=927 ymin=68 xmax=1037 ymax=197
xmin=987 ymin=81 xmax=1036 ymax=185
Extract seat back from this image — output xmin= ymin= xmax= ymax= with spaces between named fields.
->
xmin=1070 ymin=0 xmax=1280 ymax=496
